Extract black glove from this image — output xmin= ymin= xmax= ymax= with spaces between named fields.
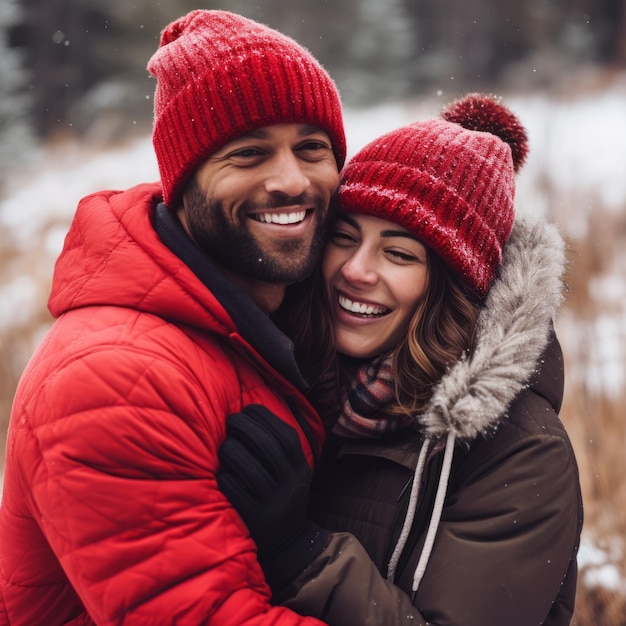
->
xmin=217 ymin=404 xmax=329 ymax=595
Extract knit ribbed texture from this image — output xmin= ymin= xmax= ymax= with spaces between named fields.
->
xmin=148 ymin=10 xmax=346 ymax=207
xmin=339 ymin=110 xmax=519 ymax=294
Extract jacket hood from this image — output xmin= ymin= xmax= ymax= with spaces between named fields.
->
xmin=48 ymin=183 xmax=235 ymax=335
xmin=420 ymin=215 xmax=566 ymax=442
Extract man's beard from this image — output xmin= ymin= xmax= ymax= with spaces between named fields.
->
xmin=182 ymin=180 xmax=331 ymax=285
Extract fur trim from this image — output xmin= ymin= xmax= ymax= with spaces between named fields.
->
xmin=420 ymin=215 xmax=566 ymax=441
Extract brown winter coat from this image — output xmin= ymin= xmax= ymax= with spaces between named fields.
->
xmin=282 ymin=217 xmax=583 ymax=626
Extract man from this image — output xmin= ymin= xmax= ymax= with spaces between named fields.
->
xmin=0 ymin=10 xmax=345 ymax=624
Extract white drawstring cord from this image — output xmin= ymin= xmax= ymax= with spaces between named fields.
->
xmin=386 ymin=437 xmax=431 ymax=583
xmin=411 ymin=430 xmax=456 ymax=597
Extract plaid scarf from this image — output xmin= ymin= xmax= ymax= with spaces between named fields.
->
xmin=332 ymin=354 xmax=414 ymax=438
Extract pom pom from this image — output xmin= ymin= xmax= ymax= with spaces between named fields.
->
xmin=442 ymin=93 xmax=528 ymax=172
xmin=159 ymin=9 xmax=200 ymax=46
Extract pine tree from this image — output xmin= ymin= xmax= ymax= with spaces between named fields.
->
xmin=0 ymin=0 xmax=34 ymax=181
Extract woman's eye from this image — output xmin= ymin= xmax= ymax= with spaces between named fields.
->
xmin=387 ymin=250 xmax=418 ymax=262
xmin=330 ymin=231 xmax=357 ymax=245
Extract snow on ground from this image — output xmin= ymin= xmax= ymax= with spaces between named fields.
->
xmin=578 ymin=535 xmax=626 ymax=593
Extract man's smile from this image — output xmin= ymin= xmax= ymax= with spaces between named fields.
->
xmin=249 ymin=209 xmax=308 ymax=225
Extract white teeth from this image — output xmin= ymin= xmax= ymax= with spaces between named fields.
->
xmin=338 ymin=295 xmax=387 ymax=316
xmin=255 ymin=211 xmax=306 ymax=224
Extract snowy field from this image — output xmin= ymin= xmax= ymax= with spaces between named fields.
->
xmin=1 ymin=80 xmax=626 ymax=596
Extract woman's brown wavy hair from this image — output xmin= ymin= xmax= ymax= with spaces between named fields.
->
xmin=276 ymin=246 xmax=482 ymax=428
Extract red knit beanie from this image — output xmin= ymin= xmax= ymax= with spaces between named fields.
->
xmin=338 ymin=94 xmax=529 ymax=294
xmin=148 ymin=10 xmax=346 ymax=207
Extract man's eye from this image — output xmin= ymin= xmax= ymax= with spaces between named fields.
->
xmin=231 ymin=148 xmax=263 ymax=158
xmin=298 ymin=140 xmax=332 ymax=155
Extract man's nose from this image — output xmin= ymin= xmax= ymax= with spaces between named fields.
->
xmin=264 ymin=152 xmax=310 ymax=197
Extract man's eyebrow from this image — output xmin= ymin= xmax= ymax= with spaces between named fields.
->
xmin=237 ymin=128 xmax=269 ymax=140
xmin=235 ymin=125 xmax=327 ymax=141
xmin=299 ymin=125 xmax=328 ymax=137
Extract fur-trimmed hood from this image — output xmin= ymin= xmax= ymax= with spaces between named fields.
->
xmin=420 ymin=215 xmax=566 ymax=442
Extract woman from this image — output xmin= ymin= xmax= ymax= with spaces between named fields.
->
xmin=217 ymin=94 xmax=583 ymax=626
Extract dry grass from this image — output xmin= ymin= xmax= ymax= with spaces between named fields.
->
xmin=557 ymin=201 xmax=626 ymax=624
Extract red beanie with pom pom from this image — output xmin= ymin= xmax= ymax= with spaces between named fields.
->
xmin=338 ymin=93 xmax=528 ymax=294
xmin=148 ymin=10 xmax=346 ymax=207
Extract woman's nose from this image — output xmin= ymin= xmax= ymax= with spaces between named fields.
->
xmin=340 ymin=249 xmax=378 ymax=285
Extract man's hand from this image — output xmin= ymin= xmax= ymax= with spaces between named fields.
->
xmin=217 ymin=405 xmax=328 ymax=595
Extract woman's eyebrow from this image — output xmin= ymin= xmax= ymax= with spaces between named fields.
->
xmin=337 ymin=214 xmax=361 ymax=230
xmin=380 ymin=229 xmax=420 ymax=241
xmin=336 ymin=215 xmax=420 ymax=242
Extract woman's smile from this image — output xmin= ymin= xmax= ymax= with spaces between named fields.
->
xmin=337 ymin=292 xmax=390 ymax=317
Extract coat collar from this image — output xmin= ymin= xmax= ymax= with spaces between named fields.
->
xmin=420 ymin=216 xmax=566 ymax=442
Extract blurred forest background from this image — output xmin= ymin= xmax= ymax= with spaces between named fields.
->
xmin=3 ymin=0 xmax=626 ymax=155
xmin=1 ymin=0 xmax=626 ymax=624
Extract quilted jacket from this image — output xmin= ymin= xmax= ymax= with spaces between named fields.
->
xmin=0 ymin=182 xmax=326 ymax=626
